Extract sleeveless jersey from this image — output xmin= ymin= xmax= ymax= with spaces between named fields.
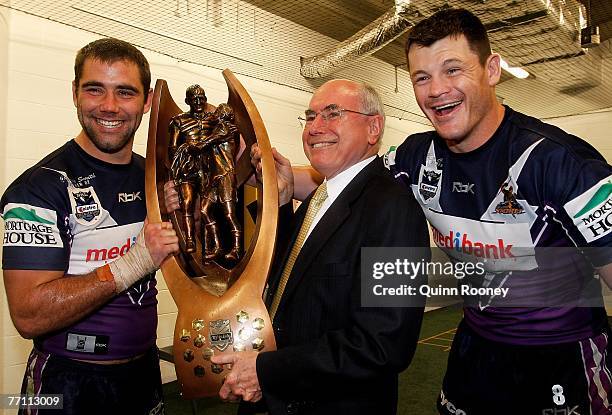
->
xmin=385 ymin=106 xmax=612 ymax=345
xmin=1 ymin=140 xmax=157 ymax=359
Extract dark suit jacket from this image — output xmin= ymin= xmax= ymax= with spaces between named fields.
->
xmin=254 ymin=157 xmax=430 ymax=415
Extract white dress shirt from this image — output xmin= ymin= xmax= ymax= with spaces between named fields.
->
xmin=303 ymin=155 xmax=377 ymax=241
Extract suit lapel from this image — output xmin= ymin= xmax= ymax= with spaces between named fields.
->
xmin=277 ymin=157 xmax=383 ymax=310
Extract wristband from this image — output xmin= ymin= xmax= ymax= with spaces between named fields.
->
xmin=96 ymin=264 xmax=115 ymax=282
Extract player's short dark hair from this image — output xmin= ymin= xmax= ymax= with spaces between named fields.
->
xmin=74 ymin=38 xmax=151 ymax=99
xmin=406 ymin=8 xmax=491 ymax=67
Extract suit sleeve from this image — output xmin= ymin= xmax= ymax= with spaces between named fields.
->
xmin=256 ymin=183 xmax=430 ymax=398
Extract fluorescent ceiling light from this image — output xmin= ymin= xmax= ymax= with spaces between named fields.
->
xmin=500 ymin=57 xmax=530 ymax=79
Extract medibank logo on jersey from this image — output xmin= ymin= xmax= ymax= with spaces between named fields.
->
xmin=564 ymin=177 xmax=612 ymax=243
xmin=86 ymin=237 xmax=136 ymax=262
xmin=431 ymin=226 xmax=514 ymax=259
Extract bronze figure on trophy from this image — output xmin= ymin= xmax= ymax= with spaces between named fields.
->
xmin=168 ymin=85 xmax=242 ymax=264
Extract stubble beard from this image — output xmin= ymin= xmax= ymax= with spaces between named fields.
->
xmin=77 ymin=108 xmax=141 ymax=154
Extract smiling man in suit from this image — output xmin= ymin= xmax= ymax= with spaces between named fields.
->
xmin=212 ymin=79 xmax=429 ymax=414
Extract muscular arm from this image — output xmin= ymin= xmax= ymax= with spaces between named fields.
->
xmin=3 ymin=221 xmax=178 ymax=339
xmin=4 ymin=269 xmax=116 ymax=339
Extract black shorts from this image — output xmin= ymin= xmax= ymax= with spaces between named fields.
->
xmin=438 ymin=320 xmax=612 ymax=415
xmin=19 ymin=347 xmax=164 ymax=415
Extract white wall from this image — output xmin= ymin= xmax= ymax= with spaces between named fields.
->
xmin=545 ymin=110 xmax=612 ymax=161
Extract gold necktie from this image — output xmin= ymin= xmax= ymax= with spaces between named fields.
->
xmin=269 ymin=182 xmax=328 ymax=320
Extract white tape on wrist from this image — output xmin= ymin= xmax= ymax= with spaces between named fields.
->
xmin=108 ymin=227 xmax=157 ymax=293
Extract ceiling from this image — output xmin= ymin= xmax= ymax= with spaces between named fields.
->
xmin=244 ymin=0 xmax=612 ymax=118
xmin=247 ymin=0 xmax=612 ymax=68
xmin=2 ymin=0 xmax=612 ymax=121
xmin=584 ymin=0 xmax=612 ymax=40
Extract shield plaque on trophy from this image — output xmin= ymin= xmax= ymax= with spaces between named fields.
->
xmin=145 ymin=69 xmax=278 ymax=399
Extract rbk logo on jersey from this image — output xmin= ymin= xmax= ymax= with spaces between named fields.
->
xmin=2 ymin=203 xmax=63 ymax=248
xmin=118 ymin=192 xmax=141 ymax=203
xmin=452 ymin=181 xmax=474 ymax=194
xmin=564 ymin=176 xmax=612 ymax=242
xmin=431 ymin=226 xmax=515 ymax=259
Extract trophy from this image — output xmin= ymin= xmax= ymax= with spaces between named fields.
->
xmin=145 ymin=69 xmax=278 ymax=398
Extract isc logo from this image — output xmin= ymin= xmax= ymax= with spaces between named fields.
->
xmin=118 ymin=192 xmax=141 ymax=202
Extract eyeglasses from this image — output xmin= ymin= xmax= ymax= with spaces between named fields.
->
xmin=297 ymin=104 xmax=375 ymax=128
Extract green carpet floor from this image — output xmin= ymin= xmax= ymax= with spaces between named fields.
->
xmin=163 ymin=304 xmax=464 ymax=415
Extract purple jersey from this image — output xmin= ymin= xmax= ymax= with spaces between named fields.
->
xmin=1 ymin=140 xmax=157 ymax=359
xmin=385 ymin=106 xmax=612 ymax=345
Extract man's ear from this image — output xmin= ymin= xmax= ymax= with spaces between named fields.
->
xmin=143 ymin=88 xmax=153 ymax=114
xmin=486 ymin=53 xmax=502 ymax=87
xmin=367 ymin=115 xmax=383 ymax=145
xmin=72 ymin=80 xmax=78 ymax=107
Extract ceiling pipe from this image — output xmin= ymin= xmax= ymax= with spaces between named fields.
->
xmin=299 ymin=0 xmax=422 ymax=79
xmin=299 ymin=0 xmax=602 ymax=101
